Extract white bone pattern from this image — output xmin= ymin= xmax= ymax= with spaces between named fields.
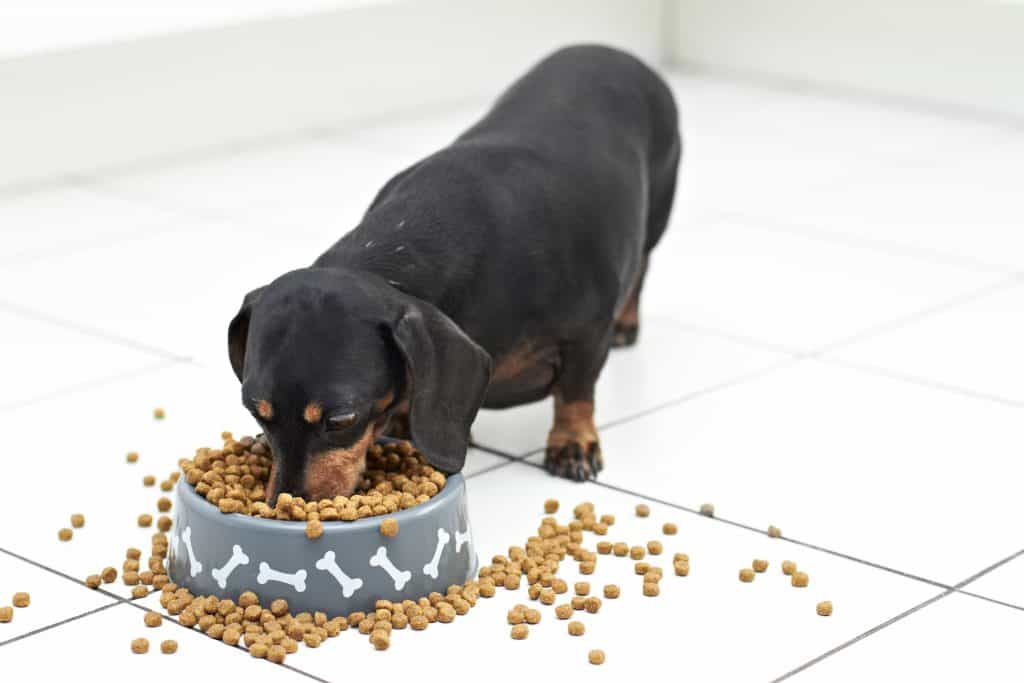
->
xmin=181 ymin=526 xmax=202 ymax=577
xmin=257 ymin=562 xmax=307 ymax=593
xmin=170 ymin=531 xmax=179 ymax=556
xmin=455 ymin=527 xmax=471 ymax=553
xmin=314 ymin=551 xmax=364 ymax=598
xmin=370 ymin=546 xmax=412 ymax=591
xmin=423 ymin=528 xmax=450 ymax=579
xmin=211 ymin=544 xmax=250 ymax=589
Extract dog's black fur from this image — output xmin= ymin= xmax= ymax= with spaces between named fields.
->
xmin=228 ymin=45 xmax=680 ymax=502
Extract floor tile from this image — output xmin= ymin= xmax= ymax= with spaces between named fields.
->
xmin=469 ymin=315 xmax=788 ymax=455
xmin=524 ymin=359 xmax=1024 ymax=584
xmin=0 ymin=218 xmax=318 ymax=366
xmin=0 ymin=551 xmax=115 ymax=643
xmin=957 ymin=553 xmax=1024 ymax=610
xmin=0 ymin=186 xmax=179 ymax=267
xmin=289 ymin=462 xmax=935 ymax=682
xmin=641 ymin=216 xmax=998 ymax=349
xmin=829 ymin=280 xmax=1024 ymax=404
xmin=0 ymin=308 xmax=175 ymax=410
xmin=0 ymin=361 xmax=505 ymax=597
xmin=0 ymin=602 xmax=313 ymax=682
xmin=784 ymin=594 xmax=1024 ymax=682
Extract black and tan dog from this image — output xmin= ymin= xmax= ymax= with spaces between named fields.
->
xmin=228 ymin=45 xmax=680 ymax=503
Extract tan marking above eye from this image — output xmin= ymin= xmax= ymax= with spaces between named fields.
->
xmin=303 ymin=401 xmax=323 ymax=424
xmin=256 ymin=399 xmax=274 ymax=420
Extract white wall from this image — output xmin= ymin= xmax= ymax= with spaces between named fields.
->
xmin=668 ymin=0 xmax=1024 ymax=119
xmin=0 ymin=0 xmax=661 ymax=190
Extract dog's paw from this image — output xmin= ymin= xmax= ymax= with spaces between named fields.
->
xmin=544 ymin=441 xmax=604 ymax=482
xmin=611 ymin=322 xmax=638 ymax=348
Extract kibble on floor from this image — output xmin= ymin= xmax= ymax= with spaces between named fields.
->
xmin=816 ymin=601 xmax=833 ymax=616
xmin=57 ymin=528 xmax=72 ymax=541
xmin=131 ymin=638 xmax=149 ymax=654
xmin=0 ymin=606 xmax=13 ymax=623
xmin=70 ymin=514 xmax=85 ymax=528
xmin=12 ymin=593 xmax=29 ymax=608
xmin=588 ymin=649 xmax=605 ymax=665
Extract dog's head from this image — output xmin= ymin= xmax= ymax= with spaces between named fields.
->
xmin=227 ymin=267 xmax=492 ymax=504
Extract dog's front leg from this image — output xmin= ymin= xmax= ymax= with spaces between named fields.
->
xmin=544 ymin=331 xmax=611 ymax=481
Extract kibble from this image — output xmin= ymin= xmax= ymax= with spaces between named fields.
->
xmin=574 ymin=582 xmax=590 ymax=596
xmin=544 ymin=499 xmax=559 ymax=514
xmin=126 ymin=452 xmax=139 ymax=463
xmin=157 ymin=516 xmax=172 ymax=532
xmin=511 ymin=624 xmax=528 ymax=640
xmin=267 ymin=644 xmax=286 ymax=663
xmin=630 ymin=546 xmax=645 ymax=560
xmin=101 ymin=567 xmax=117 ymax=583
xmin=143 ymin=475 xmax=156 ymax=487
xmin=816 ymin=601 xmax=833 ymax=616
xmin=643 ymin=582 xmax=660 ymax=597
xmin=12 ymin=593 xmax=29 ymax=608
xmin=131 ymin=638 xmax=149 ymax=654
xmin=144 ymin=611 xmax=162 ymax=627
xmin=555 ymin=604 xmax=573 ymax=619
xmin=791 ymin=571 xmax=809 ymax=588
xmin=306 ymin=519 xmax=323 ymax=539
xmin=250 ymin=642 xmax=269 ymax=658
xmin=584 ymin=597 xmax=601 ymax=614
xmin=568 ymin=621 xmax=585 ymax=636
xmin=662 ymin=522 xmax=678 ymax=535
xmin=380 ymin=518 xmax=398 ymax=537
xmin=752 ymin=559 xmax=768 ymax=573
xmin=0 ymin=606 xmax=12 ymax=623
xmin=589 ymin=649 xmax=605 ymax=665
xmin=85 ymin=574 xmax=101 ymax=589
xmin=524 ymin=608 xmax=541 ymax=625
xmin=768 ymin=525 xmax=782 ymax=538
xmin=132 ymin=586 xmax=150 ymax=600
xmin=137 ymin=514 xmax=153 ymax=528
xmin=596 ymin=541 xmax=612 ymax=555
xmin=647 ymin=540 xmax=663 ymax=555
xmin=613 ymin=542 xmax=629 ymax=557
xmin=70 ymin=514 xmax=85 ymax=528
xmin=674 ymin=560 xmax=690 ymax=576
xmin=153 ymin=408 xmax=165 ymax=420
xmin=739 ymin=568 xmax=755 ymax=583
xmin=157 ymin=497 xmax=172 ymax=513
xmin=781 ymin=560 xmax=797 ymax=576
xmin=699 ymin=503 xmax=714 ymax=517
xmin=635 ymin=504 xmax=650 ymax=517
xmin=58 ymin=528 xmax=73 ymax=541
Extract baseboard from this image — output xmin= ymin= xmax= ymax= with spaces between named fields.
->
xmin=0 ymin=0 xmax=660 ymax=190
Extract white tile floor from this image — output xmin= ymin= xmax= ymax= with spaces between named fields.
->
xmin=1 ymin=69 xmax=1022 ymax=681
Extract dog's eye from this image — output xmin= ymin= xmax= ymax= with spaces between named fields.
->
xmin=325 ymin=412 xmax=358 ymax=431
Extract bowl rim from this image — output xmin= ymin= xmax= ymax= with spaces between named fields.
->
xmin=176 ymin=470 xmax=466 ymax=538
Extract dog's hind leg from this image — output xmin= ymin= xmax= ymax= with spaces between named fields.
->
xmin=544 ymin=330 xmax=612 ymax=481
xmin=612 ymin=257 xmax=647 ymax=348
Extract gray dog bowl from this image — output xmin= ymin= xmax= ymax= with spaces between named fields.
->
xmin=167 ymin=464 xmax=477 ymax=615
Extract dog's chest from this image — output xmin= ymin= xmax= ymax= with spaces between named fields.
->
xmin=483 ymin=343 xmax=561 ymax=408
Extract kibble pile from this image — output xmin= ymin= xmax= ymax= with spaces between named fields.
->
xmin=180 ymin=435 xmax=446 ymax=527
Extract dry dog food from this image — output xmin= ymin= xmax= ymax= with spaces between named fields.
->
xmin=160 ymin=640 xmax=177 ymax=654
xmin=816 ymin=601 xmax=833 ymax=616
xmin=306 ymin=519 xmax=323 ymax=540
xmin=181 ymin=436 xmax=444 ymax=521
xmin=613 ymin=542 xmax=629 ymax=557
xmin=791 ymin=572 xmax=809 ymax=588
xmin=555 ymin=604 xmax=573 ymax=619
xmin=634 ymin=562 xmax=650 ymax=575
xmin=699 ymin=503 xmax=714 ymax=517
xmin=511 ymin=624 xmax=529 ymax=640
xmin=524 ymin=608 xmax=541 ymax=625
xmin=574 ymin=582 xmax=590 ymax=596
xmin=157 ymin=516 xmax=172 ymax=532
xmin=599 ymin=514 xmax=615 ymax=526
xmin=630 ymin=545 xmax=645 ymax=560
xmin=101 ymin=567 xmax=117 ymax=583
xmin=58 ymin=528 xmax=73 ymax=541
xmin=647 ymin=540 xmax=663 ymax=555
xmin=781 ymin=560 xmax=797 ymax=576
xmin=662 ymin=522 xmax=678 ymax=535
xmin=752 ymin=559 xmax=769 ymax=573
xmin=12 ymin=593 xmax=29 ymax=608
xmin=579 ymin=561 xmax=595 ymax=575
xmin=643 ymin=582 xmax=660 ymax=597
xmin=603 ymin=584 xmax=620 ymax=599
xmin=137 ymin=514 xmax=153 ymax=528
xmin=739 ymin=568 xmax=755 ymax=583
xmin=132 ymin=586 xmax=150 ymax=600
xmin=380 ymin=518 xmax=399 ymax=537
xmin=143 ymin=475 xmax=156 ymax=487
xmin=85 ymin=574 xmax=101 ymax=589
xmin=144 ymin=611 xmax=162 ymax=627
xmin=635 ymin=504 xmax=650 ymax=517
xmin=584 ymin=597 xmax=601 ymax=614
xmin=674 ymin=560 xmax=690 ymax=576
xmin=70 ymin=514 xmax=85 ymax=528
xmin=0 ymin=606 xmax=12 ymax=623
xmin=568 ymin=621 xmax=585 ymax=636
xmin=544 ymin=499 xmax=559 ymax=514
xmin=768 ymin=525 xmax=781 ymax=538
xmin=157 ymin=497 xmax=172 ymax=512
xmin=153 ymin=408 xmax=165 ymax=420
xmin=596 ymin=541 xmax=612 ymax=554
xmin=588 ymin=649 xmax=605 ymax=665
xmin=131 ymin=638 xmax=149 ymax=654
xmin=126 ymin=452 xmax=139 ymax=463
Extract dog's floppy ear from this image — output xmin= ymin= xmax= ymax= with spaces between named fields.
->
xmin=227 ymin=287 xmax=264 ymax=382
xmin=389 ymin=302 xmax=493 ymax=473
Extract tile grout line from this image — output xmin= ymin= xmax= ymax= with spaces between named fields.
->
xmin=0 ymin=544 xmax=336 ymax=682
xmin=768 ymin=547 xmax=1024 ymax=682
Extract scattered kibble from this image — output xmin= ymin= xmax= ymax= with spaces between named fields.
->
xmin=630 ymin=545 xmax=645 ymax=560
xmin=511 ymin=624 xmax=529 ymax=640
xmin=662 ymin=522 xmax=678 ymax=535
xmin=647 ymin=540 xmax=663 ymax=555
xmin=643 ymin=582 xmax=660 ymax=597
xmin=101 ymin=567 xmax=117 ymax=583
xmin=58 ymin=528 xmax=73 ymax=542
xmin=306 ymin=519 xmax=324 ymax=539
xmin=132 ymin=586 xmax=149 ymax=600
xmin=568 ymin=620 xmax=585 ymax=636
xmin=544 ymin=499 xmax=559 ymax=514
xmin=782 ymin=560 xmax=797 ymax=576
xmin=0 ymin=606 xmax=12 ymax=623
xmin=584 ymin=597 xmax=602 ymax=614
xmin=137 ymin=514 xmax=153 ymax=528
xmin=752 ymin=559 xmax=769 ymax=573
xmin=160 ymin=640 xmax=177 ymax=654
xmin=635 ymin=504 xmax=650 ymax=517
xmin=153 ymin=408 xmax=165 ymax=420
xmin=739 ymin=568 xmax=755 ymax=583
xmin=791 ymin=571 xmax=809 ymax=588
xmin=84 ymin=574 xmax=101 ymax=589
xmin=768 ymin=525 xmax=781 ymax=538
xmin=143 ymin=475 xmax=156 ymax=487
xmin=574 ymin=582 xmax=590 ymax=596
xmin=816 ymin=601 xmax=833 ymax=616
xmin=603 ymin=584 xmax=620 ymax=599
xmin=555 ymin=604 xmax=573 ymax=619
xmin=144 ymin=611 xmax=162 ymax=627
xmin=70 ymin=514 xmax=85 ymax=528
xmin=156 ymin=497 xmax=172 ymax=513
xmin=589 ymin=649 xmax=605 ymax=665
xmin=157 ymin=516 xmax=172 ymax=532
xmin=131 ymin=638 xmax=149 ymax=654
xmin=674 ymin=560 xmax=690 ymax=576
xmin=699 ymin=503 xmax=714 ymax=517
xmin=613 ymin=542 xmax=629 ymax=557
xmin=126 ymin=452 xmax=139 ymax=463
xmin=12 ymin=593 xmax=29 ymax=608
xmin=379 ymin=518 xmax=398 ymax=537
xmin=596 ymin=541 xmax=612 ymax=554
